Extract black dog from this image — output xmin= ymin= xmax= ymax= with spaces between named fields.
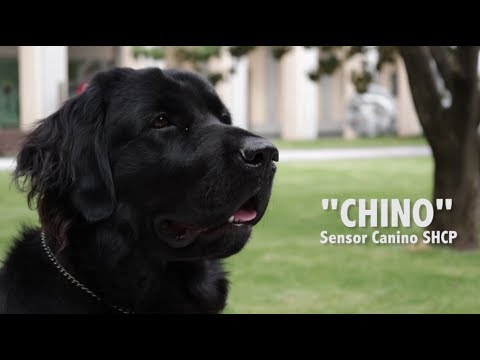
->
xmin=0 ymin=68 xmax=278 ymax=313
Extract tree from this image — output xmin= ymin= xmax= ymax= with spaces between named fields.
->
xmin=398 ymin=47 xmax=479 ymax=250
xmin=308 ymin=46 xmax=480 ymax=250
xmin=138 ymin=46 xmax=480 ymax=250
xmin=132 ymin=46 xmax=225 ymax=85
xmin=309 ymin=46 xmax=480 ymax=250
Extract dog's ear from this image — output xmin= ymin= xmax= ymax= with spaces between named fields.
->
xmin=14 ymin=69 xmax=126 ymax=223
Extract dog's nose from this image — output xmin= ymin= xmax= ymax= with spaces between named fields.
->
xmin=240 ymin=137 xmax=279 ymax=168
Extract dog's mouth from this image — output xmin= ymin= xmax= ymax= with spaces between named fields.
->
xmin=154 ymin=196 xmax=258 ymax=249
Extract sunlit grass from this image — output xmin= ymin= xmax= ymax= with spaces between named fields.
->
xmin=2 ymin=156 xmax=479 ymax=313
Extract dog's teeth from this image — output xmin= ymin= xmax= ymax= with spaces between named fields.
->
xmin=228 ymin=216 xmax=234 ymax=223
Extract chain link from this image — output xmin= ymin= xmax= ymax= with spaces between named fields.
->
xmin=41 ymin=232 xmax=134 ymax=314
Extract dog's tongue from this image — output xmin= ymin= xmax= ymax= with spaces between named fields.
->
xmin=233 ymin=208 xmax=257 ymax=222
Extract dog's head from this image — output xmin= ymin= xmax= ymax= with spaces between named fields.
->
xmin=14 ymin=68 xmax=278 ymax=260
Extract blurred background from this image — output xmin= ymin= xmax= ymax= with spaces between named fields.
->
xmin=0 ymin=46 xmax=419 ymax=147
xmin=1 ymin=46 xmax=480 ymax=313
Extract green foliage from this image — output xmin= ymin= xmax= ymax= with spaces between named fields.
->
xmin=229 ymin=46 xmax=255 ymax=58
xmin=174 ymin=46 xmax=222 ymax=63
xmin=131 ymin=46 xmax=224 ymax=85
xmin=377 ymin=46 xmax=398 ymax=70
xmin=230 ymin=46 xmax=291 ymax=61
xmin=207 ymin=72 xmax=224 ymax=86
xmin=134 ymin=46 xmax=397 ymax=92
xmin=308 ymin=48 xmax=344 ymax=81
xmin=319 ymin=54 xmax=341 ymax=75
xmin=347 ymin=46 xmax=367 ymax=58
xmin=308 ymin=46 xmax=396 ymax=93
xmin=271 ymin=46 xmax=292 ymax=60
xmin=132 ymin=46 xmax=166 ymax=60
xmin=172 ymin=46 xmax=224 ymax=86
xmin=351 ymin=60 xmax=374 ymax=94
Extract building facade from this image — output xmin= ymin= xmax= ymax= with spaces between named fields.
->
xmin=0 ymin=46 xmax=422 ymax=138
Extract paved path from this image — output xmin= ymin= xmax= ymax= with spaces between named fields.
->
xmin=279 ymin=145 xmax=431 ymax=162
xmin=0 ymin=146 xmax=431 ymax=171
xmin=0 ymin=157 xmax=15 ymax=171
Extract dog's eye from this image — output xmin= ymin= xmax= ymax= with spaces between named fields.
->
xmin=152 ymin=114 xmax=170 ymax=129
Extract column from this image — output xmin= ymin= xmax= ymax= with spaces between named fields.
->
xmin=279 ymin=46 xmax=319 ymax=140
xmin=19 ymin=46 xmax=68 ymax=131
xmin=229 ymin=56 xmax=248 ymax=130
xmin=208 ymin=48 xmax=249 ymax=130
xmin=115 ymin=46 xmax=141 ymax=68
xmin=395 ymin=57 xmax=421 ymax=136
xmin=248 ymin=47 xmax=269 ymax=132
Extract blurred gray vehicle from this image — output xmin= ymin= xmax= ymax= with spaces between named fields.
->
xmin=346 ymin=83 xmax=397 ymax=137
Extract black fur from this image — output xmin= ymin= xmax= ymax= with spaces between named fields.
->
xmin=0 ymin=67 xmax=277 ymax=314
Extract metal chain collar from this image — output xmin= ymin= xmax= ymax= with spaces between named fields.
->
xmin=40 ymin=231 xmax=134 ymax=314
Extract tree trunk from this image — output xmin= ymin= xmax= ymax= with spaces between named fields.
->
xmin=399 ymin=46 xmax=480 ymax=250
xmin=429 ymin=128 xmax=480 ymax=250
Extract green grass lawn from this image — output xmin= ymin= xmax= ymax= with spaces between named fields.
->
xmin=0 ymin=173 xmax=37 ymax=256
xmin=225 ymin=157 xmax=480 ymax=314
xmin=272 ymin=135 xmax=427 ymax=149
xmin=2 ymin=156 xmax=480 ymax=313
